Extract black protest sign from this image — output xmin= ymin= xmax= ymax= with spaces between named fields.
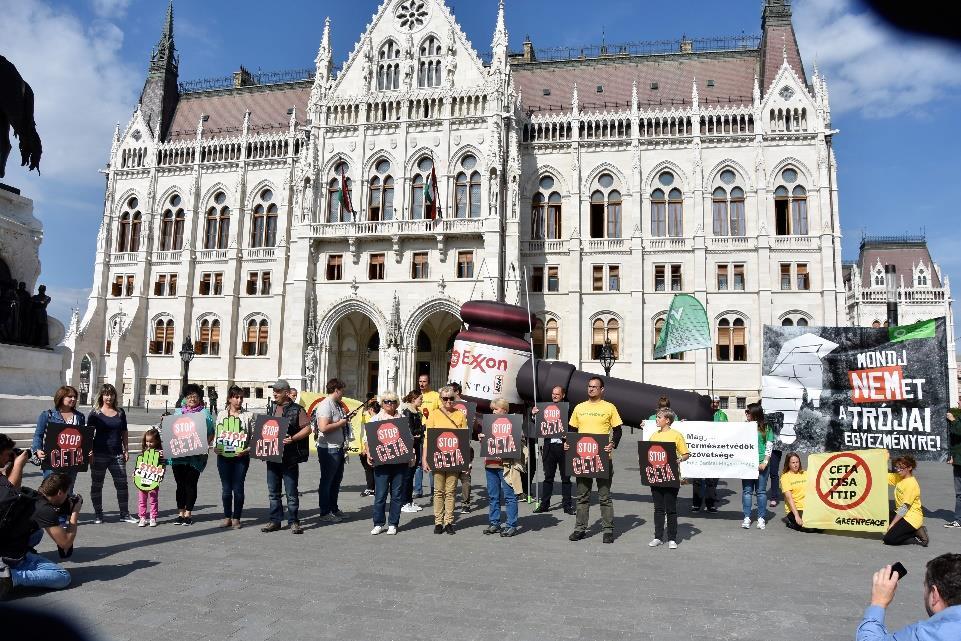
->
xmin=251 ymin=414 xmax=288 ymax=463
xmin=161 ymin=413 xmax=209 ymax=458
xmin=532 ymin=402 xmax=569 ymax=439
xmin=426 ymin=428 xmax=470 ymax=472
xmin=565 ymin=433 xmax=610 ymax=478
xmin=365 ymin=417 xmax=415 ymax=466
xmin=453 ymin=400 xmax=477 ymax=433
xmin=42 ymin=422 xmax=93 ymax=472
xmin=638 ymin=441 xmax=680 ymax=488
xmin=481 ymin=414 xmax=524 ymax=459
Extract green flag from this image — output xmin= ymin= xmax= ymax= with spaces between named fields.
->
xmin=888 ymin=318 xmax=937 ymax=343
xmin=653 ymin=294 xmax=712 ymax=359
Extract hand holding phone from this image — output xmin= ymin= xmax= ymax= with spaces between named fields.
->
xmin=891 ymin=562 xmax=907 ymax=581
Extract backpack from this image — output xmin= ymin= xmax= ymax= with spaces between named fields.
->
xmin=0 ymin=478 xmax=39 ymax=560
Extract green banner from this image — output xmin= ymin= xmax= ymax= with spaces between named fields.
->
xmin=888 ymin=318 xmax=936 ymax=343
xmin=653 ymin=294 xmax=712 ymax=359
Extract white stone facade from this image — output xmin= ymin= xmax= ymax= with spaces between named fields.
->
xmin=65 ymin=0 xmax=847 ymax=412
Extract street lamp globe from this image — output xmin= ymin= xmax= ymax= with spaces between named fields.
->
xmin=179 ymin=335 xmax=195 ymax=364
xmin=599 ymin=338 xmax=617 ymax=377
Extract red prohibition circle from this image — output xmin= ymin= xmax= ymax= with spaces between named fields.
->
xmin=815 ymin=452 xmax=872 ymax=511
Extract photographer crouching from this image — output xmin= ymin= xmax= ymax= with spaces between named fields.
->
xmin=1 ymin=434 xmax=77 ymax=599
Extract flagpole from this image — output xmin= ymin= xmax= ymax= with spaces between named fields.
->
xmin=522 ymin=265 xmax=539 ymax=503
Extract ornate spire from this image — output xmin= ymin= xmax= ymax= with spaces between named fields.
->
xmin=691 ymin=77 xmax=699 ymax=110
xmin=490 ymin=0 xmax=508 ymax=71
xmin=571 ymin=81 xmax=579 ymax=116
xmin=311 ymin=17 xmax=333 ymax=105
xmin=242 ymin=109 xmax=250 ymax=136
xmin=752 ymin=73 xmax=760 ymax=105
xmin=150 ymin=0 xmax=177 ymax=71
xmin=631 ymin=79 xmax=638 ymax=113
xmin=386 ymin=291 xmax=402 ymax=347
xmin=288 ymin=106 xmax=297 ymax=133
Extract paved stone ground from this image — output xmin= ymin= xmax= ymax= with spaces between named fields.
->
xmin=9 ymin=430 xmax=960 ymax=641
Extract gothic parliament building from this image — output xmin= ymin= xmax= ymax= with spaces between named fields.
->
xmin=66 ymin=0 xmax=864 ymax=409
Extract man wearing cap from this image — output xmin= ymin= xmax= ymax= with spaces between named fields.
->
xmin=692 ymin=396 xmax=727 ymax=513
xmin=315 ymin=378 xmax=352 ymax=523
xmin=262 ymin=379 xmax=311 ymax=534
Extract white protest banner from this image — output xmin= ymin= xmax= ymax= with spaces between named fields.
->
xmin=642 ymin=421 xmax=758 ymax=479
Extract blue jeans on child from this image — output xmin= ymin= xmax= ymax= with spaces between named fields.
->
xmin=742 ymin=466 xmax=770 ymax=520
xmin=485 ymin=467 xmax=518 ymax=528
xmin=10 ymin=553 xmax=71 ymax=590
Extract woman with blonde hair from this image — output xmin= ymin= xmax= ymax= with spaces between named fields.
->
xmin=365 ymin=391 xmax=413 ymax=535
xmin=479 ymin=398 xmax=524 ymax=537
xmin=88 ymin=383 xmax=135 ymax=524
xmin=422 ymin=385 xmax=467 ymax=534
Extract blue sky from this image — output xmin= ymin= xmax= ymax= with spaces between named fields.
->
xmin=3 ymin=0 xmax=961 ymax=345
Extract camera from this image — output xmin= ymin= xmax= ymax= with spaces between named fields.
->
xmin=58 ymin=494 xmax=82 ymax=517
xmin=12 ymin=447 xmax=31 ymax=458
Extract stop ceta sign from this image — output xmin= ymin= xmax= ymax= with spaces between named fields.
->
xmin=815 ymin=452 xmax=873 ymax=511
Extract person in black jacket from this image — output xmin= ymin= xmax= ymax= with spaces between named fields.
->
xmin=261 ymin=380 xmax=311 ymax=535
xmin=400 ymin=389 xmax=425 ymax=514
xmin=531 ymin=386 xmax=574 ymax=515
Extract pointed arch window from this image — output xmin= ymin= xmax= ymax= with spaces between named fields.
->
xmin=418 ymin=35 xmax=443 ymax=88
xmin=368 ymin=158 xmax=394 ymax=222
xmin=377 ymin=39 xmax=401 ymax=91
xmin=116 ymin=196 xmax=142 ymax=252
xmin=197 ymin=317 xmax=221 ymax=355
xmin=589 ymin=174 xmax=622 ymax=239
xmin=651 ymin=189 xmax=666 ymax=237
xmin=532 ymin=317 xmax=560 ymax=360
xmin=410 ymin=156 xmax=436 ymax=220
xmin=591 ymin=317 xmax=620 ymax=359
xmin=530 ymin=175 xmax=562 ymax=240
xmin=243 ymin=317 xmax=269 ymax=356
xmin=668 ymin=188 xmax=683 ymax=237
xmin=716 ymin=316 xmax=747 ymax=362
xmin=454 ymin=154 xmax=481 ymax=219
xmin=250 ymin=188 xmax=278 ymax=248
xmin=712 ymin=185 xmax=746 ymax=237
xmin=774 ymin=168 xmax=808 ymax=235
xmin=203 ymin=191 xmax=230 ymax=250
xmin=150 ymin=318 xmax=175 ymax=355
xmin=327 ymin=161 xmax=353 ymax=223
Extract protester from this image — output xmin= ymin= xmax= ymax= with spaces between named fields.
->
xmin=884 ymin=455 xmax=928 ymax=547
xmin=779 ymin=452 xmax=816 ymax=533
xmin=88 ymin=383 xmax=134 ymax=524
xmin=448 ymin=382 xmax=475 ymax=514
xmin=366 ymin=392 xmax=412 ymax=535
xmin=480 ymin=398 xmax=521 ymax=537
xmin=399 ymin=389 xmax=425 ymax=514
xmin=136 ymin=428 xmax=162 ymax=527
xmin=647 ymin=409 xmax=689 ymax=549
xmin=0 ymin=434 xmax=30 ymax=489
xmin=315 ymin=378 xmax=352 ymax=525
xmin=855 ymin=554 xmax=961 ymax=640
xmin=422 ymin=385 xmax=467 ymax=534
xmin=414 ymin=374 xmax=440 ymax=498
xmin=215 ymin=385 xmax=252 ymax=529
xmin=741 ymin=402 xmax=774 ymax=530
xmin=0 ymin=473 xmax=78 ymax=598
xmin=167 ymin=384 xmax=214 ymax=526
xmin=532 ymin=385 xmax=574 ymax=515
xmin=33 ymin=385 xmax=86 ymax=487
xmin=947 ymin=409 xmax=961 ymax=529
xmin=767 ymin=421 xmax=784 ymax=512
xmin=567 ymin=376 xmax=622 ymax=544
xmin=263 ymin=379 xmax=311 ymax=534
xmin=692 ymin=395 xmax=726 ymax=513
xmin=358 ymin=392 xmax=379 ymax=498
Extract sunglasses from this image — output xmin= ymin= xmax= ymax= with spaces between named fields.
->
xmin=441 ymin=397 xmax=456 ymax=401
xmin=383 ymin=399 xmax=398 ymax=404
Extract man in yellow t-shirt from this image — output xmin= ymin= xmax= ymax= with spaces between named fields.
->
xmin=418 ymin=374 xmax=441 ymax=420
xmin=567 ymin=376 xmax=623 ymax=544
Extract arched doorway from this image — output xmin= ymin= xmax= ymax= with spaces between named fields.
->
xmin=78 ymin=355 xmax=92 ymax=405
xmin=414 ymin=311 xmax=461 ymax=387
xmin=122 ymin=355 xmax=137 ymax=407
xmin=328 ymin=311 xmax=379 ymax=397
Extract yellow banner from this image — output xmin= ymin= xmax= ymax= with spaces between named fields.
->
xmin=802 ymin=449 xmax=889 ymax=532
xmin=297 ymin=392 xmax=365 ymax=456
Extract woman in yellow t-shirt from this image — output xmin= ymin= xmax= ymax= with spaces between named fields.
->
xmin=421 ymin=386 xmax=467 ymax=535
xmin=779 ymin=452 xmax=817 ymax=533
xmin=883 ymin=455 xmax=928 ymax=546
xmin=647 ymin=408 xmax=689 ymax=549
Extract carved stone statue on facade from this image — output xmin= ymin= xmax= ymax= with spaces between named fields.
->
xmin=361 ymin=43 xmax=373 ymax=92
xmin=446 ymin=33 xmax=457 ymax=88
xmin=30 ymin=284 xmax=50 ymax=347
xmin=0 ymin=278 xmax=52 ymax=346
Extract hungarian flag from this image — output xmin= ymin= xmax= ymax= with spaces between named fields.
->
xmin=337 ymin=165 xmax=353 ymax=215
xmin=424 ymin=164 xmax=441 ymax=219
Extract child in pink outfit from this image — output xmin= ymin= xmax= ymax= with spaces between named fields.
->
xmin=136 ymin=429 xmax=163 ymax=527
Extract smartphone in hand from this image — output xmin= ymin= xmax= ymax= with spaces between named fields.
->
xmin=891 ymin=562 xmax=908 ymax=580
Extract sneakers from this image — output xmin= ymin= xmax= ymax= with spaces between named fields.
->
xmin=176 ymin=516 xmax=184 ymax=526
xmin=602 ymin=532 xmax=614 ymax=544
xmin=455 ymin=503 xmax=472 ymax=513
xmin=93 ymin=514 xmax=104 ymax=524
xmin=138 ymin=517 xmax=147 ymax=527
xmin=121 ymin=514 xmax=139 ymax=524
xmin=668 ymin=540 xmax=678 ymax=549
xmin=769 ymin=499 xmax=778 ymax=508
xmin=741 ymin=517 xmax=752 ymax=529
xmin=386 ymin=525 xmax=397 ymax=535
xmin=532 ymin=503 xmax=549 ymax=514
xmin=291 ymin=522 xmax=304 ymax=535
xmin=484 ymin=524 xmax=502 ymax=535
xmin=149 ymin=518 xmax=157 ymax=527
xmin=433 ymin=524 xmax=444 ymax=534
xmin=361 ymin=489 xmax=375 ymax=497
xmin=563 ymin=506 xmax=576 ymax=515
xmin=500 ymin=527 xmax=518 ymax=537
xmin=401 ymin=503 xmax=421 ymax=513
xmin=371 ymin=525 xmax=385 ymax=535
xmin=649 ymin=538 xmax=663 ymax=547
xmin=411 ymin=503 xmax=424 ymax=511
xmin=444 ymin=524 xmax=456 ymax=535
xmin=332 ymin=510 xmax=347 ymax=521
xmin=690 ymin=505 xmax=701 ymax=512
xmin=756 ymin=518 xmax=766 ymax=530
xmin=916 ymin=526 xmax=929 ymax=547
xmin=261 ymin=522 xmax=282 ymax=533
xmin=413 ymin=492 xmax=424 ymax=499
xmin=707 ymin=506 xmax=719 ymax=513
xmin=945 ymin=520 xmax=961 ymax=529
xmin=319 ymin=513 xmax=342 ymax=523
xmin=569 ymin=531 xmax=587 ymax=541
xmin=182 ymin=517 xmax=194 ymax=526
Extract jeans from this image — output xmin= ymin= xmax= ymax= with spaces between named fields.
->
xmin=414 ymin=466 xmax=424 ymax=495
xmin=10 ymin=553 xmax=71 ymax=590
xmin=403 ymin=444 xmax=422 ymax=504
xmin=693 ymin=478 xmax=718 ymax=509
xmin=768 ymin=450 xmax=783 ymax=502
xmin=317 ymin=447 xmax=345 ymax=516
xmin=432 ymin=471 xmax=459 ymax=525
xmin=574 ymin=469 xmax=614 ymax=534
xmin=373 ymin=464 xmax=406 ymax=527
xmin=217 ymin=455 xmax=250 ymax=519
xmin=266 ymin=461 xmax=300 ymax=525
xmin=360 ymin=454 xmax=375 ymax=491
xmin=541 ymin=442 xmax=572 ymax=509
xmin=172 ymin=464 xmax=201 ymax=511
xmin=485 ymin=467 xmax=518 ymax=528
xmin=138 ymin=488 xmax=159 ymax=519
xmin=742 ymin=466 xmax=770 ymax=519
xmin=651 ymin=486 xmax=680 ymax=541
xmin=90 ymin=453 xmax=130 ymax=516
xmin=953 ymin=465 xmax=961 ymax=521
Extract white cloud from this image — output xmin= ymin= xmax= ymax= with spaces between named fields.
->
xmin=1 ymin=0 xmax=140 ymax=186
xmin=794 ymin=0 xmax=961 ymax=118
xmin=90 ymin=0 xmax=131 ymax=19
xmin=45 ymin=285 xmax=92 ymax=327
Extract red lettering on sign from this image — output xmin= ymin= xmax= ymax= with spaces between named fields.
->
xmin=849 ymin=366 xmax=905 ymax=403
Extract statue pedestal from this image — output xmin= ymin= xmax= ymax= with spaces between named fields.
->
xmin=0 ymin=184 xmax=42 ymax=291
xmin=0 ymin=343 xmax=68 ymax=425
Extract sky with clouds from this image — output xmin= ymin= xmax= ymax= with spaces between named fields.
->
xmin=2 ymin=0 xmax=960 ymax=345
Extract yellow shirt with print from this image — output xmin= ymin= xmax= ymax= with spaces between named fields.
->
xmin=569 ymin=400 xmax=623 ymax=435
xmin=649 ymin=428 xmax=689 ymax=458
xmin=423 ymin=408 xmax=467 ymax=449
xmin=420 ymin=390 xmax=441 ymax=420
xmin=780 ymin=470 xmax=807 ymax=513
xmin=888 ymin=473 xmax=924 ymax=529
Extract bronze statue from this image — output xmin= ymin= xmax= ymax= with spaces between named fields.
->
xmin=0 ymin=55 xmax=42 ymax=178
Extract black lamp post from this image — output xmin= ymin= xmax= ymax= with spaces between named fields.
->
xmin=599 ymin=338 xmax=616 ymax=377
xmin=179 ymin=334 xmax=195 ymax=404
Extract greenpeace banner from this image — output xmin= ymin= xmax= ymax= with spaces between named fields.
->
xmin=802 ymin=449 xmax=889 ymax=532
xmin=299 ymin=391 xmax=365 ymax=456
xmin=641 ymin=421 xmax=758 ymax=479
xmin=762 ymin=318 xmax=950 ymax=461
